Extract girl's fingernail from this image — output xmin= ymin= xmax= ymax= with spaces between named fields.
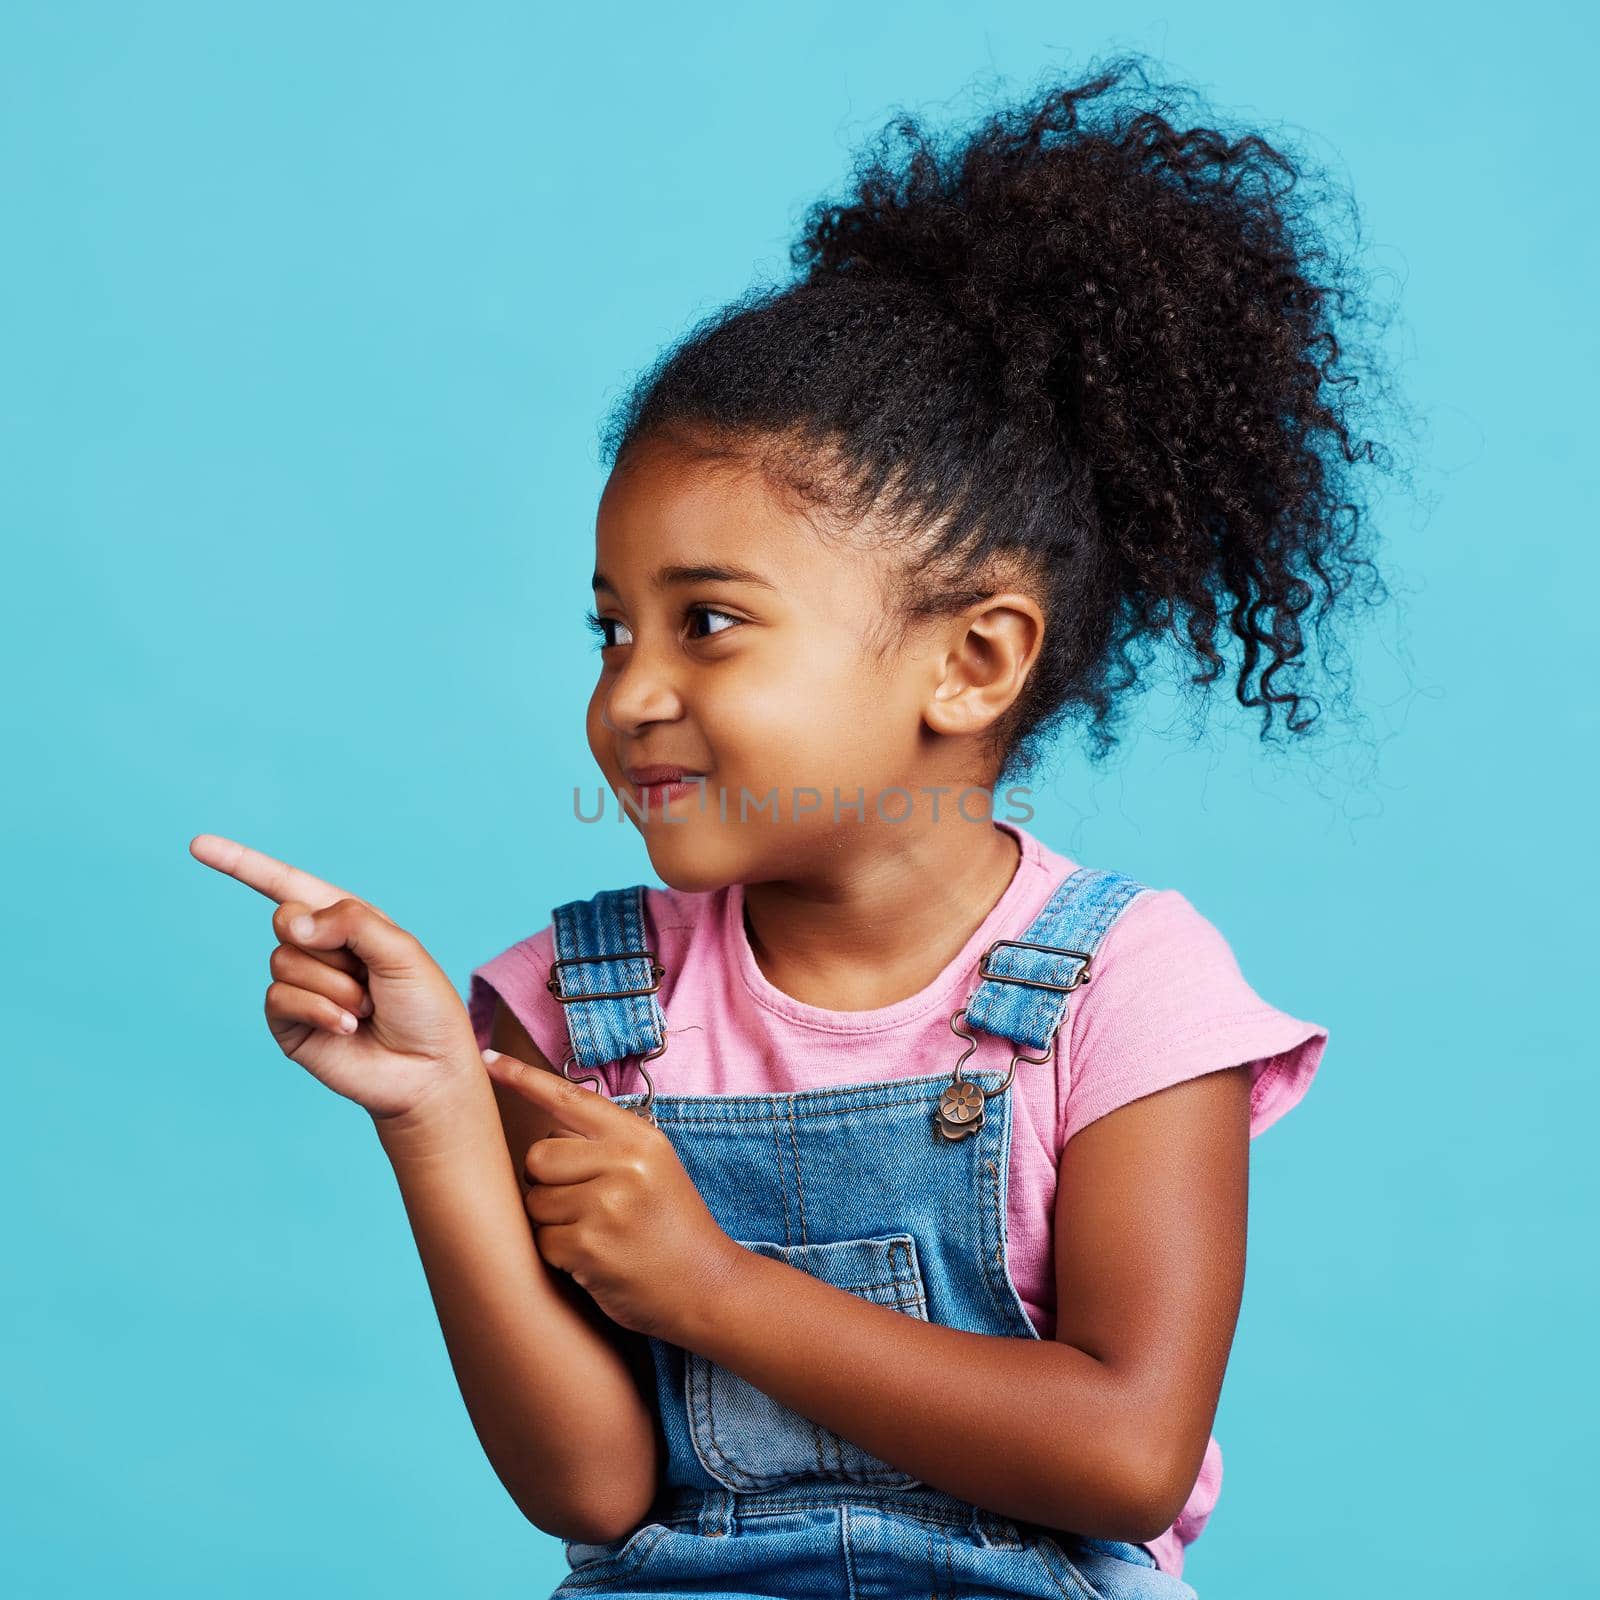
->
xmin=481 ymin=1049 xmax=500 ymax=1064
xmin=358 ymin=994 xmax=374 ymax=1016
xmin=339 ymin=1011 xmax=358 ymax=1033
xmin=290 ymin=914 xmax=315 ymax=940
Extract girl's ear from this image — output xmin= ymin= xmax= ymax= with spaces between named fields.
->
xmin=922 ymin=591 xmax=1045 ymax=739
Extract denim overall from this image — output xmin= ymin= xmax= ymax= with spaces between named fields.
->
xmin=542 ymin=867 xmax=1200 ymax=1600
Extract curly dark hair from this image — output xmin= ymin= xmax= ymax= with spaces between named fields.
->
xmin=599 ymin=51 xmax=1407 ymax=780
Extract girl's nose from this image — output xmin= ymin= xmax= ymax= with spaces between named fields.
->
xmin=599 ymin=649 xmax=684 ymax=736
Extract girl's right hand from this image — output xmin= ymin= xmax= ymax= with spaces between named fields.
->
xmin=189 ymin=833 xmax=481 ymax=1121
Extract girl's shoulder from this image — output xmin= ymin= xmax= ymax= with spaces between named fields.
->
xmin=1057 ymin=873 xmax=1330 ymax=1145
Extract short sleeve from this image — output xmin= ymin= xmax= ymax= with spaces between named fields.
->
xmin=1060 ymin=887 xmax=1327 ymax=1147
xmin=465 ymin=920 xmax=580 ymax=1077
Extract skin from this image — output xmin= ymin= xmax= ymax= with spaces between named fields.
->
xmin=190 ymin=430 xmax=1251 ymax=1546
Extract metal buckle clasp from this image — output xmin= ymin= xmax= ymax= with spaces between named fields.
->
xmin=558 ymin=1040 xmax=665 ymax=1126
xmin=933 ymin=939 xmax=1093 ymax=1143
xmin=547 ymin=945 xmax=667 ymax=1124
xmin=976 ymin=937 xmax=1094 ymax=993
xmin=546 ymin=949 xmax=665 ymax=1004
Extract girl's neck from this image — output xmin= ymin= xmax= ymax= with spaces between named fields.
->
xmin=738 ymin=821 xmax=1024 ymax=1013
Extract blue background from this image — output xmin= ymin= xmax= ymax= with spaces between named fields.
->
xmin=4 ymin=4 xmax=1593 ymax=1595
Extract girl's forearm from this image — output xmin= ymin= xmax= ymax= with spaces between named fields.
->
xmin=372 ymin=1066 xmax=660 ymax=1543
xmin=669 ymin=1247 xmax=1186 ymax=1543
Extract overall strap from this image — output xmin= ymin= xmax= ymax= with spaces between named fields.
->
xmin=546 ymin=885 xmax=667 ymax=1074
xmin=963 ymin=867 xmax=1152 ymax=1053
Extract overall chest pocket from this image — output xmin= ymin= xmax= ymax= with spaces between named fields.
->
xmin=684 ymin=1232 xmax=931 ymax=1491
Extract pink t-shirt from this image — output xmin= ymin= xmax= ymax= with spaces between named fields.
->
xmin=466 ymin=819 xmax=1326 ymax=1580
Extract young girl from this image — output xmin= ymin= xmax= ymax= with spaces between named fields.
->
xmin=194 ymin=53 xmax=1393 ymax=1599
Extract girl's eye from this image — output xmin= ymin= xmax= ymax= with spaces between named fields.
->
xmin=686 ymin=604 xmax=741 ymax=640
xmin=582 ymin=609 xmax=632 ymax=649
xmin=582 ymin=604 xmax=741 ymax=650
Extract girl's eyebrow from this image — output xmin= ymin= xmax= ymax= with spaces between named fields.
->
xmin=591 ymin=562 xmax=778 ymax=595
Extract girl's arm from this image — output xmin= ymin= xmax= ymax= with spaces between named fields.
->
xmin=665 ymin=1063 xmax=1253 ymax=1542
xmin=373 ymin=1002 xmax=662 ymax=1544
xmin=185 ymin=835 xmax=660 ymax=1543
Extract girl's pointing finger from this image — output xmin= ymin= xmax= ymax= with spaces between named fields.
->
xmin=190 ymin=833 xmax=354 ymax=910
xmin=189 ymin=833 xmax=397 ymax=923
xmin=480 ymin=1049 xmax=615 ymax=1136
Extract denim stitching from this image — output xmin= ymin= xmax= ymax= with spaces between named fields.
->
xmin=966 ymin=1124 xmax=1023 ymax=1331
xmin=672 ymin=1492 xmax=992 ymax=1535
xmin=824 ymin=1274 xmax=918 ymax=1295
xmin=785 ymin=1094 xmax=810 ymax=1245
xmin=631 ymin=1076 xmax=1011 ymax=1125
xmin=556 ymin=1522 xmax=671 ymax=1590
xmin=690 ymin=1344 xmax=785 ymax=1491
xmin=1032 ymin=1533 xmax=1107 ymax=1600
xmin=1029 ymin=1540 xmax=1089 ymax=1600
xmin=625 ymin=886 xmax=653 ymax=1054
xmin=800 ymin=1215 xmax=837 ymax=1480
xmin=986 ymin=1158 xmax=1004 ymax=1270
xmin=808 ymin=1407 xmax=832 ymax=1477
xmin=770 ymin=1114 xmax=794 ymax=1247
xmin=757 ymin=1494 xmax=1019 ymax=1549
xmin=685 ymin=1347 xmax=756 ymax=1489
xmin=686 ymin=1234 xmax=933 ymax=1492
xmin=981 ymin=1151 xmax=1013 ymax=1324
xmin=841 ymin=1504 xmax=860 ymax=1600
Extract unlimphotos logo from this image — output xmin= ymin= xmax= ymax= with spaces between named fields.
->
xmin=571 ymin=783 xmax=1034 ymax=824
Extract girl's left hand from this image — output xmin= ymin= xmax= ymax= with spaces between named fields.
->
xmin=481 ymin=1048 xmax=743 ymax=1341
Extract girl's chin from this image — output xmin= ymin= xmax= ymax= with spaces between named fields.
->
xmin=639 ymin=834 xmax=739 ymax=895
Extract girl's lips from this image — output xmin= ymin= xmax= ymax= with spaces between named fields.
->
xmin=622 ymin=770 xmax=710 ymax=813
xmin=625 ymin=765 xmax=705 ymax=786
